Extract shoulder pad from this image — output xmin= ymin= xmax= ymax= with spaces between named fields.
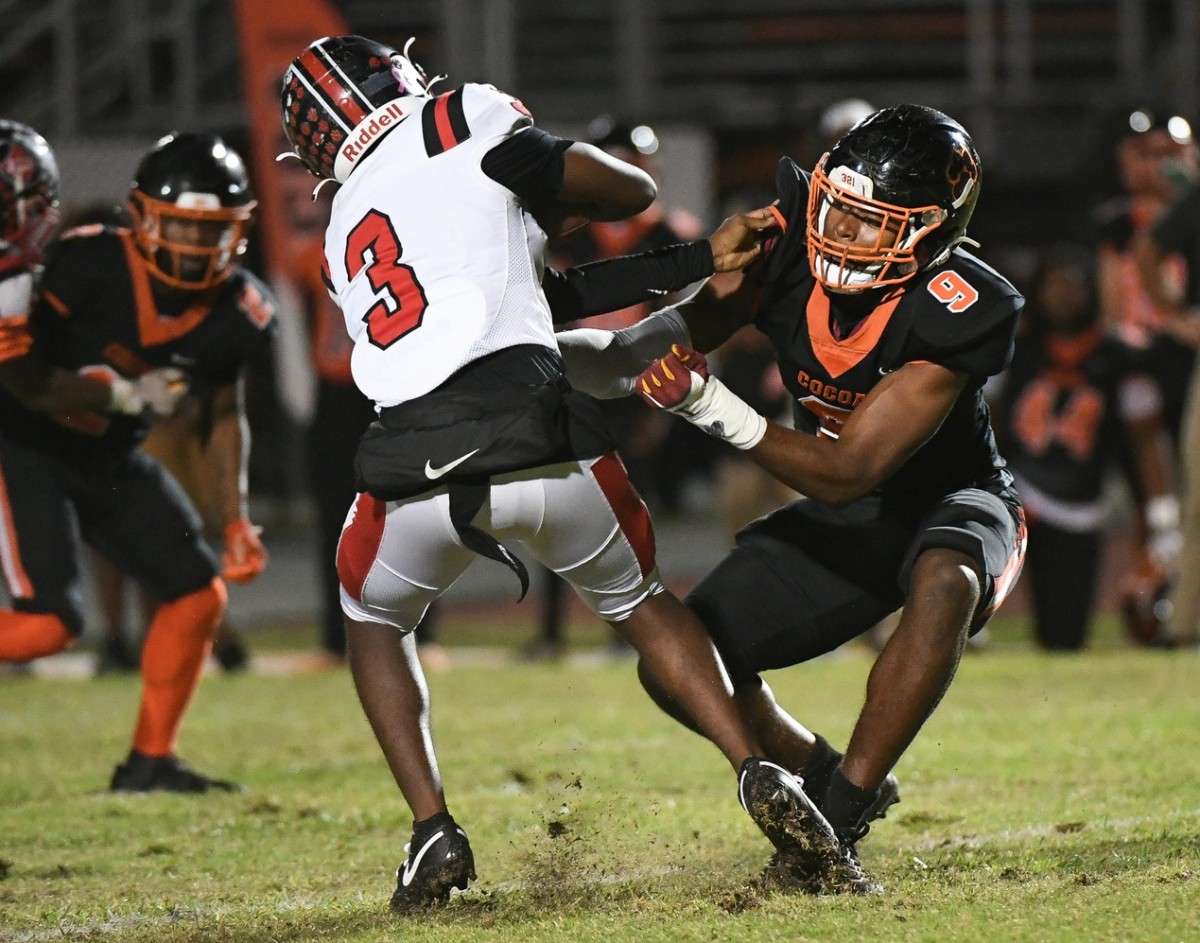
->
xmin=908 ymin=250 xmax=1023 ymax=347
xmin=459 ymin=83 xmax=534 ymax=140
xmin=762 ymin=156 xmax=810 ymax=283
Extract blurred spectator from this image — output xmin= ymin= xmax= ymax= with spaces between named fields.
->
xmin=992 ymin=244 xmax=1178 ymax=650
xmin=1134 ymin=168 xmax=1200 ymax=646
xmin=1093 ymin=108 xmax=1198 ymax=441
xmin=529 ymin=116 xmax=708 ymax=660
xmin=554 ymin=115 xmax=707 ymax=507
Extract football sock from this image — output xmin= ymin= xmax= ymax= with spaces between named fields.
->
xmin=799 ymin=733 xmax=841 ymax=797
xmin=823 ymin=768 xmax=878 ymax=839
xmin=131 ymin=578 xmax=226 ymax=757
xmin=0 ymin=611 xmax=74 ymax=661
xmin=412 ymin=811 xmax=458 ymax=843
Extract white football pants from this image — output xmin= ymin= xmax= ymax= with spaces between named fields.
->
xmin=337 ymin=453 xmax=664 ymax=632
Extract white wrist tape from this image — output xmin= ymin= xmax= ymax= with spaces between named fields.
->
xmin=560 ymin=307 xmax=690 ymax=399
xmin=676 ymin=374 xmax=767 ymax=450
xmin=106 ymin=376 xmax=144 ymax=415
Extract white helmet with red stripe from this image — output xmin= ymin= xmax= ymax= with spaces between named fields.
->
xmin=281 ymin=34 xmax=434 ymax=184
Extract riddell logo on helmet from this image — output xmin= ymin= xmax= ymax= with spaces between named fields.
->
xmin=340 ymin=101 xmax=413 ymax=166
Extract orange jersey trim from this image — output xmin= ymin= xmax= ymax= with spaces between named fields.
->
xmin=40 ymin=290 xmax=72 ymax=317
xmin=806 ymin=284 xmax=902 ymax=378
xmin=119 ymin=231 xmax=214 ymax=347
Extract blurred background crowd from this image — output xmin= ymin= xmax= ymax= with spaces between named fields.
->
xmin=4 ymin=0 xmax=1200 ymax=669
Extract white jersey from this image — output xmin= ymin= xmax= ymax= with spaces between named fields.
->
xmin=322 ymin=83 xmax=557 ymax=408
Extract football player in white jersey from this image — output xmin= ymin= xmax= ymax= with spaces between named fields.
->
xmin=280 ymin=35 xmax=861 ymax=909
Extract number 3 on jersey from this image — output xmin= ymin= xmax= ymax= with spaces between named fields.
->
xmin=344 ymin=209 xmax=429 ymax=349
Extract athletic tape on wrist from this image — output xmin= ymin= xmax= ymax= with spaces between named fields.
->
xmin=678 ymin=375 xmax=767 ymax=450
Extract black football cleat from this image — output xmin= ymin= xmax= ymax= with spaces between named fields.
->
xmin=110 ymin=750 xmax=241 ymax=794
xmin=864 ymin=772 xmax=901 ymax=824
xmin=828 ymin=823 xmax=884 ymax=895
xmin=211 ymin=627 xmax=250 ymax=673
xmin=390 ymin=815 xmax=476 ymax=912
xmin=740 ymin=758 xmax=880 ymax=895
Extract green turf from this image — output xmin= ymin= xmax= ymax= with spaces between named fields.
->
xmin=2 ymin=616 xmax=1198 ymax=942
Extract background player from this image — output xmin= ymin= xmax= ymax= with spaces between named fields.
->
xmin=992 ymin=243 xmax=1177 ymax=650
xmin=0 ymin=131 xmax=272 ymax=792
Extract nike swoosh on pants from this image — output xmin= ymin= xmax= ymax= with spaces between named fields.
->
xmin=424 ymin=448 xmax=481 ymax=480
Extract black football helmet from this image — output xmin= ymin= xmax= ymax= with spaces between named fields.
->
xmin=128 ymin=132 xmax=256 ymax=291
xmin=0 ymin=119 xmax=60 ymax=272
xmin=807 ymin=103 xmax=981 ymax=292
xmin=281 ymin=35 xmax=434 ymax=183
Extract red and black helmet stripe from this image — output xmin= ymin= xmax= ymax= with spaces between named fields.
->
xmin=422 ymin=90 xmax=471 ymax=157
xmin=293 ymin=45 xmax=373 ymax=130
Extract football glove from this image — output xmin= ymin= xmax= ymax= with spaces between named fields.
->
xmin=105 ymin=367 xmax=190 ymax=417
xmin=637 ymin=344 xmax=767 ymax=450
xmin=221 ymin=518 xmax=268 ymax=583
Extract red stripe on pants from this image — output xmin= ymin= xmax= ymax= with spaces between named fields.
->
xmin=337 ymin=492 xmax=387 ymax=602
xmin=590 ymin=453 xmax=656 ymax=578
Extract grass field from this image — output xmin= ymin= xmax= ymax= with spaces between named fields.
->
xmin=1 ymin=614 xmax=1198 ymax=943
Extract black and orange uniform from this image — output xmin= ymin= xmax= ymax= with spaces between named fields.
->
xmin=0 ymin=224 xmax=274 ymax=754
xmin=687 ymin=158 xmax=1027 ymax=679
xmin=993 ymin=323 xmax=1156 ymax=649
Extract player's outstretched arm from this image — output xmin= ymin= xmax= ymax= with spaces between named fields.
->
xmin=555 ymin=210 xmax=775 ymax=399
xmin=204 ymin=377 xmax=267 ymax=583
xmin=0 ymin=355 xmax=187 ymax=418
xmin=639 ymin=351 xmax=967 ymax=506
xmin=553 ymin=142 xmax=657 ymax=224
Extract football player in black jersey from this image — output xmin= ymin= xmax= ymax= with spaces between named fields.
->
xmin=0 ymin=131 xmax=274 ymax=792
xmin=569 ymin=104 xmax=1028 ymax=891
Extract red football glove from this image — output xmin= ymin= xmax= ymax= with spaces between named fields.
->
xmin=636 ymin=344 xmax=768 ymax=451
xmin=637 ymin=344 xmax=710 ymax=411
xmin=222 ymin=518 xmax=268 ymax=583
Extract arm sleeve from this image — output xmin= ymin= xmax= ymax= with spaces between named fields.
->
xmin=480 ymin=127 xmax=572 ymax=203
xmin=542 ymin=240 xmax=715 ymax=324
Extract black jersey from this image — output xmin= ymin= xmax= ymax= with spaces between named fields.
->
xmin=757 ymin=158 xmax=1023 ymax=514
xmin=994 ymin=326 xmax=1153 ymax=505
xmin=0 ymin=225 xmax=276 ymax=462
